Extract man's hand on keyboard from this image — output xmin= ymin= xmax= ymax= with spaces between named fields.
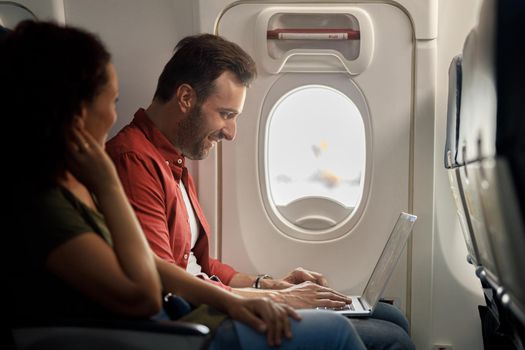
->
xmin=269 ymin=281 xmax=353 ymax=309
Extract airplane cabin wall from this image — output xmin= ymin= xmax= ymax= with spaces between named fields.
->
xmin=2 ymin=1 xmax=490 ymax=349
xmin=61 ymin=0 xmax=197 ymax=141
xmin=61 ymin=0 xmax=489 ymax=348
xmin=5 ymin=0 xmax=196 ymax=159
xmin=194 ymin=1 xmax=488 ymax=349
xmin=60 ymin=0 xmax=198 ymax=173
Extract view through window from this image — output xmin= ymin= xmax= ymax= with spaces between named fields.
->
xmin=267 ymin=85 xmax=366 ymax=229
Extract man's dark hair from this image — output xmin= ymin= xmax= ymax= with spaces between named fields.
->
xmin=0 ymin=20 xmax=111 ymax=189
xmin=154 ymin=34 xmax=257 ymax=104
xmin=0 ymin=24 xmax=11 ymax=38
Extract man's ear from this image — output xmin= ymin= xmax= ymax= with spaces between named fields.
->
xmin=176 ymin=83 xmax=195 ymax=113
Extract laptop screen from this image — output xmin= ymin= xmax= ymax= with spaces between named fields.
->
xmin=361 ymin=212 xmax=417 ymax=308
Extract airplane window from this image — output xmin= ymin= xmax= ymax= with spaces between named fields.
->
xmin=0 ymin=3 xmax=36 ymax=29
xmin=266 ymin=84 xmax=365 ymax=231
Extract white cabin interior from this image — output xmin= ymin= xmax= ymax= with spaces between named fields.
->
xmin=5 ymin=1 xmax=521 ymax=349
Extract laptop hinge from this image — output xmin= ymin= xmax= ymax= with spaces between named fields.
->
xmin=358 ymin=297 xmax=371 ymax=311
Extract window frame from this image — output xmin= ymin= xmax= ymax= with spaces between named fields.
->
xmin=258 ymin=73 xmax=373 ymax=241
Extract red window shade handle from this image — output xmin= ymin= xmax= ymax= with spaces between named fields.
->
xmin=267 ymin=28 xmax=360 ymax=40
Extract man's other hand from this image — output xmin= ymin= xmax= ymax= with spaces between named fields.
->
xmin=283 ymin=267 xmax=329 ymax=287
xmin=272 ymin=281 xmax=352 ymax=309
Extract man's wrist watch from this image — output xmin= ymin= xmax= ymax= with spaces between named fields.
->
xmin=253 ymin=274 xmax=272 ymax=289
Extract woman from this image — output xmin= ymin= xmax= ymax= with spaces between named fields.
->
xmin=1 ymin=20 xmax=365 ymax=349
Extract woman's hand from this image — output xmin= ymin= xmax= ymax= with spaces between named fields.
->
xmin=225 ymin=296 xmax=301 ymax=347
xmin=66 ymin=118 xmax=119 ymax=195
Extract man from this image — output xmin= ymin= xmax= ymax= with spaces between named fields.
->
xmin=107 ymin=34 xmax=414 ymax=350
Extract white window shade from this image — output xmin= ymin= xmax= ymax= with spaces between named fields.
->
xmin=268 ymin=85 xmax=365 ymax=208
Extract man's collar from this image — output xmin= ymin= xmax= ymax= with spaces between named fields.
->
xmin=132 ymin=108 xmax=186 ymax=169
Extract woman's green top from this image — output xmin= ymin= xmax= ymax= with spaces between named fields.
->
xmin=7 ymin=185 xmax=227 ymax=331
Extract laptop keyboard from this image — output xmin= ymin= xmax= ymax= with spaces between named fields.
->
xmin=317 ymin=303 xmax=355 ymax=311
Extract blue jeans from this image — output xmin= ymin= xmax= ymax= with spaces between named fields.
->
xmin=209 ymin=309 xmax=365 ymax=350
xmin=348 ymin=302 xmax=415 ymax=350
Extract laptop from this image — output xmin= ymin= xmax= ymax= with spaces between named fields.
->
xmin=321 ymin=212 xmax=417 ymax=317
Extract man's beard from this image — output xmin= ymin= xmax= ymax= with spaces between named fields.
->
xmin=174 ymin=104 xmax=209 ymax=160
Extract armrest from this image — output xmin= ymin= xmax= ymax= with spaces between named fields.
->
xmin=13 ymin=317 xmax=209 ymax=336
xmin=11 ymin=318 xmax=210 ymax=350
xmin=57 ymin=318 xmax=208 ymax=336
xmin=502 ymin=294 xmax=525 ymax=328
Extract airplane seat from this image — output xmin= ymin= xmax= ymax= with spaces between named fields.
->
xmin=490 ymin=0 xmax=525 ymax=346
xmin=444 ymin=54 xmax=462 ymax=170
xmin=444 ymin=45 xmax=514 ymax=349
xmin=495 ymin=0 xmax=525 ymax=227
xmin=444 ymin=54 xmax=480 ymax=267
xmin=6 ymin=294 xmax=210 ymax=350
xmin=445 ymin=0 xmax=525 ymax=348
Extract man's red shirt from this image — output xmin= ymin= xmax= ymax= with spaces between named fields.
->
xmin=106 ymin=108 xmax=237 ymax=289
